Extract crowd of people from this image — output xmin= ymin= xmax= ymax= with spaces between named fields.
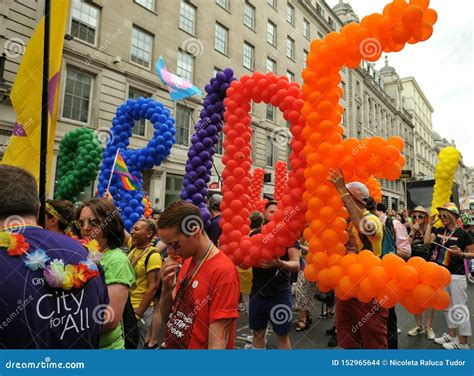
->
xmin=0 ymin=164 xmax=473 ymax=350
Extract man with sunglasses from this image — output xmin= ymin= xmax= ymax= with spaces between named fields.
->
xmin=432 ymin=203 xmax=473 ymax=350
xmin=158 ymin=201 xmax=240 ymax=349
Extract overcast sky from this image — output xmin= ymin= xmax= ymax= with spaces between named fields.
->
xmin=326 ymin=0 xmax=474 ymax=167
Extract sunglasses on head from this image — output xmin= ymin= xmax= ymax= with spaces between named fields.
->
xmin=412 ymin=214 xmax=425 ymax=220
xmin=75 ymin=218 xmax=101 ymax=228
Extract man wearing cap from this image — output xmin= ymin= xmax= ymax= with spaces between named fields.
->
xmin=206 ymin=193 xmax=222 ymax=246
xmin=432 ymin=203 xmax=473 ymax=350
xmin=327 ymin=169 xmax=387 ymax=349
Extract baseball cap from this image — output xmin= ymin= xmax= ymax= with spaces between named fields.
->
xmin=209 ymin=193 xmax=223 ymax=211
xmin=436 ymin=202 xmax=460 ymax=218
xmin=345 ymin=182 xmax=370 ymax=204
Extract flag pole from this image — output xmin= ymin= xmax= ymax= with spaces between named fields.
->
xmin=182 ymin=99 xmax=223 ymax=186
xmin=38 ymin=0 xmax=51 ymax=228
xmin=107 ymin=148 xmax=120 ymax=192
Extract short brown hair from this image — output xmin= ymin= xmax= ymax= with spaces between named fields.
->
xmin=0 ymin=165 xmax=40 ymax=218
xmin=158 ymin=201 xmax=203 ymax=234
xmin=136 ymin=218 xmax=158 ymax=238
xmin=75 ymin=198 xmax=124 ymax=249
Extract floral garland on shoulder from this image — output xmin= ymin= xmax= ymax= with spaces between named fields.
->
xmin=0 ymin=231 xmax=100 ymax=290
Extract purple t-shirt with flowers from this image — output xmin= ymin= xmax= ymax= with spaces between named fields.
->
xmin=0 ymin=226 xmax=108 ymax=349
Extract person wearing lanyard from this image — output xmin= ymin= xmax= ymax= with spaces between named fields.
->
xmin=128 ymin=218 xmax=162 ymax=349
xmin=158 ymin=201 xmax=240 ymax=349
xmin=432 ymin=203 xmax=473 ymax=350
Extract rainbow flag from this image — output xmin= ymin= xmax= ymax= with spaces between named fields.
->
xmin=113 ymin=150 xmax=140 ymax=191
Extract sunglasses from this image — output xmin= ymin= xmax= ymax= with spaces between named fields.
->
xmin=76 ymin=218 xmax=101 ymax=228
xmin=439 ymin=214 xmax=450 ymax=220
xmin=412 ymin=215 xmax=425 ymax=220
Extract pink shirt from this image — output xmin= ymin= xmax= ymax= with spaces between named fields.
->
xmin=379 ymin=213 xmax=411 ymax=259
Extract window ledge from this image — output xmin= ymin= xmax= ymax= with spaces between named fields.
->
xmin=178 ymin=28 xmax=197 ymax=39
xmin=244 ymin=25 xmax=256 ymax=33
xmin=129 ymin=59 xmax=152 ymax=72
xmin=133 ymin=2 xmax=159 ymax=15
xmin=58 ymin=117 xmax=90 ymax=127
xmin=214 ymin=49 xmax=230 ymax=58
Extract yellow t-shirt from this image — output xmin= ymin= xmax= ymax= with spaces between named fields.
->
xmin=237 ymin=267 xmax=253 ymax=295
xmin=350 ymin=210 xmax=383 ymax=257
xmin=128 ymin=246 xmax=162 ymax=309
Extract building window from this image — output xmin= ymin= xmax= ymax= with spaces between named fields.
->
xmin=328 ymin=18 xmax=335 ymax=30
xmin=243 ymin=42 xmax=254 ymax=70
xmin=131 ymin=27 xmax=153 ymax=68
xmin=286 ymin=3 xmax=295 ymax=25
xmin=175 ymin=105 xmax=191 ymax=146
xmin=135 ymin=0 xmax=154 ymax=11
xmin=165 ymin=174 xmax=184 ymax=208
xmin=62 ymin=67 xmax=93 ymax=123
xmin=244 ymin=2 xmax=255 ymax=29
xmin=214 ymin=23 xmax=228 ymax=55
xmin=341 ymin=81 xmax=346 ymax=99
xmin=316 ymin=3 xmax=323 ymax=16
xmin=267 ymin=0 xmax=276 ymax=8
xmin=286 ymin=70 xmax=294 ymax=82
xmin=266 ymin=104 xmax=275 ymax=122
xmin=267 ymin=21 xmax=277 ymax=46
xmin=177 ymin=50 xmax=194 ymax=82
xmin=129 ymin=88 xmax=149 ymax=137
xmin=70 ymin=0 xmax=99 ymax=45
xmin=179 ymin=0 xmax=196 ymax=35
xmin=266 ymin=57 xmax=276 ymax=73
xmin=286 ymin=36 xmax=295 ymax=59
xmin=216 ymin=132 xmax=224 ymax=155
xmin=266 ymin=135 xmax=275 ymax=167
xmin=318 ymin=31 xmax=324 ymax=39
xmin=216 ymin=0 xmax=229 ymax=10
xmin=303 ymin=49 xmax=308 ymax=63
xmin=303 ymin=19 xmax=310 ymax=39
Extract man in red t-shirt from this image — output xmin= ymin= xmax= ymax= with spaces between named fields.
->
xmin=158 ymin=201 xmax=240 ymax=349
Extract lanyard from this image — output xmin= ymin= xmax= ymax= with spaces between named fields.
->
xmin=441 ymin=226 xmax=458 ymax=246
xmin=172 ymin=242 xmax=215 ymax=315
xmin=129 ymin=245 xmax=151 ymax=268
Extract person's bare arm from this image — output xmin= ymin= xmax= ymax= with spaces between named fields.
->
xmin=208 ymin=319 xmax=234 ymax=349
xmin=327 ymin=169 xmax=367 ymax=233
xmin=135 ymin=269 xmax=160 ymax=318
xmin=102 ymin=284 xmax=129 ymax=333
xmin=159 ymin=258 xmax=179 ymax=323
xmin=260 ymin=247 xmax=300 ymax=272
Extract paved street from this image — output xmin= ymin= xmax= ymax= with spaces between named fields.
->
xmin=234 ymin=282 xmax=474 ymax=349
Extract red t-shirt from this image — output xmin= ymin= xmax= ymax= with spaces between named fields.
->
xmin=163 ymin=250 xmax=240 ymax=349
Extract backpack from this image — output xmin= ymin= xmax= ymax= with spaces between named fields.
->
xmin=122 ymin=250 xmax=160 ymax=349
xmin=381 ymin=217 xmax=397 ymax=257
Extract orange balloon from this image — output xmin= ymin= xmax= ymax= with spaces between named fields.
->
xmin=348 ymin=263 xmax=366 ymax=284
xmin=313 ymin=252 xmax=328 ymax=270
xmin=360 ymin=276 xmax=378 ymax=298
xmin=411 ymin=283 xmax=436 ymax=308
xmin=317 ymin=268 xmax=331 ymax=286
xmin=338 ymin=275 xmax=357 ymax=300
xmin=423 ymin=8 xmax=438 ymax=25
xmin=328 ymin=254 xmax=343 ymax=267
xmin=396 ymin=265 xmax=419 ymax=289
xmin=340 ymin=253 xmax=359 ymax=272
xmin=432 ymin=289 xmax=450 ymax=310
xmin=328 ymin=217 xmax=347 ymax=233
xmin=319 ymin=206 xmax=337 ymax=223
xmin=407 ymin=256 xmax=426 ymax=269
xmin=304 ymin=263 xmax=318 ymax=282
xmin=310 ymin=218 xmax=326 ymax=235
xmin=369 ymin=266 xmax=390 ymax=286
xmin=359 ymin=250 xmax=382 ymax=271
xmin=328 ymin=266 xmax=344 ymax=286
xmin=322 ymin=229 xmax=339 ymax=247
xmin=382 ymin=253 xmax=406 ymax=279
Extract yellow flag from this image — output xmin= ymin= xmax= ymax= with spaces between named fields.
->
xmin=1 ymin=0 xmax=70 ymax=191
